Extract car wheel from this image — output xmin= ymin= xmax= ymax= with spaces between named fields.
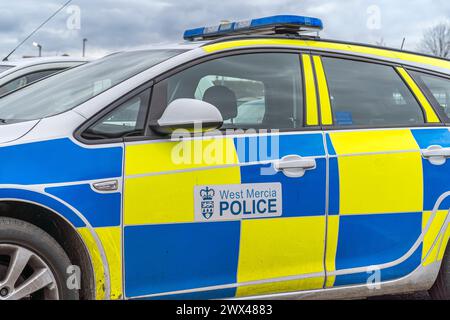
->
xmin=429 ymin=243 xmax=450 ymax=300
xmin=0 ymin=217 xmax=79 ymax=300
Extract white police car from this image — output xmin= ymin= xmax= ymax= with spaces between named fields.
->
xmin=0 ymin=15 xmax=449 ymax=300
xmin=0 ymin=57 xmax=87 ymax=97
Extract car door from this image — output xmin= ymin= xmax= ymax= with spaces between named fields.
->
xmin=312 ymin=54 xmax=445 ymax=287
xmin=407 ymin=70 xmax=450 ymax=264
xmin=122 ymin=52 xmax=328 ymax=299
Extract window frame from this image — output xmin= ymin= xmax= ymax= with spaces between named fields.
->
xmin=74 ymin=80 xmax=154 ymax=145
xmin=143 ymin=48 xmax=319 ymax=141
xmin=76 ymin=48 xmax=321 ymax=145
xmin=311 ymin=50 xmax=446 ymax=130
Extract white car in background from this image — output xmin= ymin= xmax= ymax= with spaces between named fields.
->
xmin=0 ymin=57 xmax=88 ymax=97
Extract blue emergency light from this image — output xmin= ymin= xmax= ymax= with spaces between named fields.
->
xmin=183 ymin=15 xmax=323 ymax=41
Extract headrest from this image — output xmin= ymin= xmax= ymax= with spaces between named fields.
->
xmin=202 ymin=85 xmax=237 ymax=121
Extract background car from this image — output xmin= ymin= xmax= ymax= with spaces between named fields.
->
xmin=0 ymin=57 xmax=88 ymax=97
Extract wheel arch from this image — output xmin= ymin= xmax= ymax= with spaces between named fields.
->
xmin=0 ymin=200 xmax=96 ymax=300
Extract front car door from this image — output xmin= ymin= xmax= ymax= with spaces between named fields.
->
xmin=122 ymin=51 xmax=329 ymax=299
xmin=313 ymin=54 xmax=449 ymax=288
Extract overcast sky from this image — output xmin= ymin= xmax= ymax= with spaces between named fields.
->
xmin=0 ymin=0 xmax=449 ymax=60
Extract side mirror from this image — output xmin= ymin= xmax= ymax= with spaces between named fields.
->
xmin=150 ymin=98 xmax=223 ymax=135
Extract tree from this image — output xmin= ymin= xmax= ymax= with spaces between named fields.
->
xmin=418 ymin=23 xmax=450 ymax=58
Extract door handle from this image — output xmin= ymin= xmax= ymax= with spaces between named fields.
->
xmin=274 ymin=155 xmax=316 ymax=178
xmin=422 ymin=145 xmax=450 ymax=165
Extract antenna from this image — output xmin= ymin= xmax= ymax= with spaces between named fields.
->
xmin=2 ymin=0 xmax=73 ymax=61
xmin=401 ymin=37 xmax=406 ymax=50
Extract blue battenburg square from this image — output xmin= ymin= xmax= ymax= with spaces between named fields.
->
xmin=124 ymin=221 xmax=240 ymax=298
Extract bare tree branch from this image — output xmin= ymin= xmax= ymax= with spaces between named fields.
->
xmin=418 ymin=23 xmax=450 ymax=58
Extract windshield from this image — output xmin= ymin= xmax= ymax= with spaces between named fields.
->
xmin=0 ymin=49 xmax=184 ymax=124
xmin=0 ymin=65 xmax=14 ymax=74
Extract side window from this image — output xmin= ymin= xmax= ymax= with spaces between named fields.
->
xmin=410 ymin=71 xmax=450 ymax=119
xmin=26 ymin=69 xmax=61 ymax=83
xmin=321 ymin=57 xmax=425 ymax=127
xmin=0 ymin=69 xmax=61 ymax=96
xmin=152 ymin=53 xmax=303 ymax=130
xmin=82 ymin=89 xmax=150 ymax=140
xmin=0 ymin=77 xmax=28 ymax=96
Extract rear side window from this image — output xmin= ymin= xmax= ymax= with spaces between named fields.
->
xmin=321 ymin=57 xmax=425 ymax=127
xmin=410 ymin=71 xmax=450 ymax=119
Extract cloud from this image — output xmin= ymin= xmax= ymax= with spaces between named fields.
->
xmin=0 ymin=0 xmax=449 ymax=60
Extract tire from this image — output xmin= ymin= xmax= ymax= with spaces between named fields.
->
xmin=0 ymin=217 xmax=79 ymax=300
xmin=429 ymin=244 xmax=450 ymax=300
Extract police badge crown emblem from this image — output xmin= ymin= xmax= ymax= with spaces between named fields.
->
xmin=199 ymin=187 xmax=215 ymax=220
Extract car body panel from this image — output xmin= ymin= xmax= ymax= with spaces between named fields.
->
xmin=0 ymin=120 xmax=39 ymax=144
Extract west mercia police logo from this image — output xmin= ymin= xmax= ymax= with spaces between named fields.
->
xmin=195 ymin=183 xmax=282 ymax=222
xmin=200 ymin=187 xmax=215 ymax=220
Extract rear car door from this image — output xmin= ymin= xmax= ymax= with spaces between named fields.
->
xmin=122 ymin=52 xmax=328 ymax=299
xmin=407 ymin=70 xmax=450 ymax=264
xmin=313 ymin=55 xmax=445 ymax=287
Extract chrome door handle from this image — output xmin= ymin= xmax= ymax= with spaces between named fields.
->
xmin=274 ymin=155 xmax=316 ymax=178
xmin=422 ymin=145 xmax=450 ymax=165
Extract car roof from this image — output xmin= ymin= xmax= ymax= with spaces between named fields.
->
xmin=0 ymin=56 xmax=89 ymax=68
xmin=201 ymin=36 xmax=450 ymax=75
xmin=127 ymin=36 xmax=450 ymax=75
xmin=119 ymin=41 xmax=205 ymax=53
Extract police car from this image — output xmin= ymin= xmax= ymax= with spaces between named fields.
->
xmin=0 ymin=15 xmax=449 ymax=300
xmin=0 ymin=57 xmax=87 ymax=97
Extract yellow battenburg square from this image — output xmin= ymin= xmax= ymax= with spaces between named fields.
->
xmin=329 ymin=130 xmax=423 ymax=215
xmin=438 ymin=222 xmax=450 ymax=261
xmin=325 ymin=215 xmax=340 ymax=287
xmin=124 ymin=138 xmax=241 ymax=225
xmin=124 ymin=166 xmax=241 ymax=225
xmin=125 ymin=138 xmax=239 ymax=176
xmin=78 ymin=226 xmax=123 ymax=300
xmin=329 ymin=129 xmax=419 ymax=155
xmin=237 ymin=277 xmax=324 ymax=297
xmin=422 ymin=210 xmax=449 ymax=265
xmin=236 ymin=216 xmax=326 ymax=297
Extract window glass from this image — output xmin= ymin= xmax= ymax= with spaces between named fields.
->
xmin=82 ymin=89 xmax=150 ymax=140
xmin=0 ymin=69 xmax=61 ymax=97
xmin=154 ymin=53 xmax=303 ymax=130
xmin=321 ymin=57 xmax=425 ymax=127
xmin=26 ymin=69 xmax=60 ymax=83
xmin=0 ymin=77 xmax=27 ymax=96
xmin=0 ymin=49 xmax=183 ymax=124
xmin=194 ymin=75 xmax=265 ymax=125
xmin=410 ymin=71 xmax=450 ymax=119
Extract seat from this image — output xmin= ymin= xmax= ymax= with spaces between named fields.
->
xmin=202 ymin=86 xmax=238 ymax=121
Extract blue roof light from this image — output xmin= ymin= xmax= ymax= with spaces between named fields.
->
xmin=183 ymin=15 xmax=323 ymax=41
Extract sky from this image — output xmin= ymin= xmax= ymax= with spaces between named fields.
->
xmin=0 ymin=0 xmax=449 ymax=60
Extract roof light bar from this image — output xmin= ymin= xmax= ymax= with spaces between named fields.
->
xmin=183 ymin=15 xmax=323 ymax=41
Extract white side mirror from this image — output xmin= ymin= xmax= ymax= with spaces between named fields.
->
xmin=150 ymin=98 xmax=223 ymax=135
